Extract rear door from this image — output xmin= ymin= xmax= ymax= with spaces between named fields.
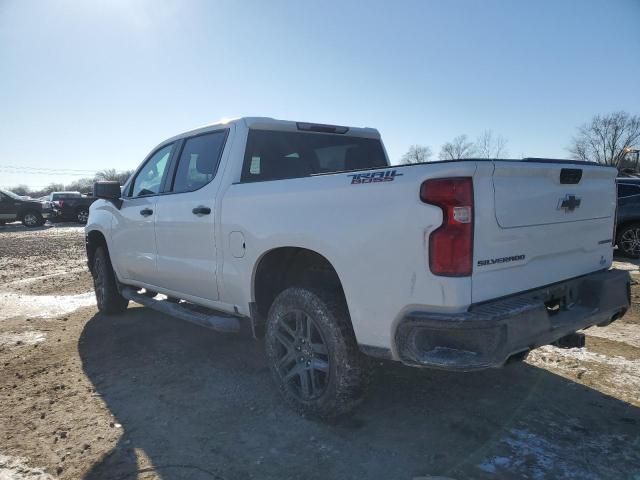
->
xmin=110 ymin=143 xmax=175 ymax=285
xmin=154 ymin=128 xmax=230 ymax=300
xmin=472 ymin=161 xmax=617 ymax=303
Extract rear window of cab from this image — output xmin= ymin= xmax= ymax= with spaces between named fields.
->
xmin=240 ymin=130 xmax=387 ymax=183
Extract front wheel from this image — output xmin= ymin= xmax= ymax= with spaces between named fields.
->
xmin=617 ymin=223 xmax=640 ymax=258
xmin=76 ymin=207 xmax=89 ymax=224
xmin=22 ymin=211 xmax=44 ymax=228
xmin=265 ymin=287 xmax=369 ymax=418
xmin=92 ymin=246 xmax=129 ymax=314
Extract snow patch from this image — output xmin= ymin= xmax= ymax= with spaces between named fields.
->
xmin=0 ymin=292 xmax=95 ymax=320
xmin=0 ymin=331 xmax=46 ymax=347
xmin=527 ymin=345 xmax=640 ymax=403
xmin=477 ymin=427 xmax=632 ymax=479
xmin=0 ymin=454 xmax=54 ymax=480
xmin=584 ymin=323 xmax=640 ymax=349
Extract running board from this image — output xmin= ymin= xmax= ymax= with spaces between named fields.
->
xmin=121 ymin=288 xmax=242 ymax=333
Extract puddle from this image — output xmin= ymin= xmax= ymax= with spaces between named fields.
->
xmin=0 ymin=454 xmax=54 ymax=480
xmin=0 ymin=291 xmax=95 ymax=320
xmin=0 ymin=331 xmax=46 ymax=347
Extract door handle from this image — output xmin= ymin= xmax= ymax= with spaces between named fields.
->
xmin=192 ymin=206 xmax=211 ymax=215
xmin=140 ymin=208 xmax=153 ymax=217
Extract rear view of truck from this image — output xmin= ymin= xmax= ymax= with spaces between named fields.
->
xmin=397 ymin=159 xmax=630 ymax=370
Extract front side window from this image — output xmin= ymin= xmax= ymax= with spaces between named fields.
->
xmin=240 ymin=130 xmax=388 ymax=183
xmin=172 ymin=131 xmax=227 ymax=193
xmin=130 ymin=143 xmax=174 ymax=197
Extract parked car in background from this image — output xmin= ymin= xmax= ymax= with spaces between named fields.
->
xmin=48 ymin=191 xmax=97 ymax=224
xmin=616 ymin=178 xmax=640 ymax=258
xmin=0 ymin=188 xmax=52 ymax=227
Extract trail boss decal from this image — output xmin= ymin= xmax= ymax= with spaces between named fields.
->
xmin=348 ymin=169 xmax=403 ymax=185
xmin=477 ymin=254 xmax=526 ymax=267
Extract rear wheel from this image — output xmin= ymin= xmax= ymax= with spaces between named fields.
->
xmin=265 ymin=287 xmax=369 ymax=418
xmin=76 ymin=207 xmax=89 ymax=224
xmin=92 ymin=246 xmax=129 ymax=314
xmin=617 ymin=223 xmax=640 ymax=258
xmin=22 ymin=211 xmax=43 ymax=227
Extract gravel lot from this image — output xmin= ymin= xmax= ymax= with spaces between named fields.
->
xmin=1 ymin=224 xmax=639 ymax=479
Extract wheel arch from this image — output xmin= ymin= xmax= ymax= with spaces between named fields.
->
xmin=251 ymin=246 xmax=349 ymax=325
xmin=86 ymin=229 xmax=108 ymax=274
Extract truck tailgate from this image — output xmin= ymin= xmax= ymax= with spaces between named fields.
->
xmin=472 ymin=161 xmax=617 ymax=304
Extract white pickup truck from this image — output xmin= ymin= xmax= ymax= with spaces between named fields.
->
xmin=86 ymin=117 xmax=630 ymax=417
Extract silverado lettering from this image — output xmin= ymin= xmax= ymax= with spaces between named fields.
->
xmin=477 ymin=254 xmax=526 ymax=267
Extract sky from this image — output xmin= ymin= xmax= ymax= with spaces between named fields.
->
xmin=1 ymin=0 xmax=639 ymax=190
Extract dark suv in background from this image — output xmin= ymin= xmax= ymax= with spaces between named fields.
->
xmin=616 ymin=178 xmax=640 ymax=258
xmin=48 ymin=191 xmax=96 ymax=224
xmin=0 ymin=189 xmax=51 ymax=227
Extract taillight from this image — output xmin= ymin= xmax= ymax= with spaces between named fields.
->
xmin=420 ymin=177 xmax=474 ymax=276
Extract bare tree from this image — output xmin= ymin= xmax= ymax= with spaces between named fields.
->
xmin=95 ymin=168 xmax=134 ymax=185
xmin=66 ymin=177 xmax=95 ymax=193
xmin=568 ymin=111 xmax=640 ymax=167
xmin=10 ymin=185 xmax=31 ymax=196
xmin=401 ymin=145 xmax=432 ymax=164
xmin=475 ymin=130 xmax=508 ymax=159
xmin=439 ymin=134 xmax=477 ymax=160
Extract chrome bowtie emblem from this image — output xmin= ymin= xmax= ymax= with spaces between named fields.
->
xmin=558 ymin=194 xmax=581 ymax=212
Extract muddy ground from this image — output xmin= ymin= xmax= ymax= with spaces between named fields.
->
xmin=0 ymin=224 xmax=639 ymax=480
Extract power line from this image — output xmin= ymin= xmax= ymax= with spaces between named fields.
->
xmin=0 ymin=169 xmax=96 ymax=177
xmin=0 ymin=164 xmax=98 ymax=173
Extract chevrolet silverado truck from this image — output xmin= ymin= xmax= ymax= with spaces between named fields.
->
xmin=85 ymin=117 xmax=630 ymax=418
xmin=0 ymin=188 xmax=51 ymax=227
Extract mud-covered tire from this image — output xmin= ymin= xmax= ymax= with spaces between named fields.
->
xmin=76 ymin=207 xmax=89 ymax=224
xmin=22 ymin=211 xmax=43 ymax=227
xmin=92 ymin=246 xmax=128 ymax=314
xmin=265 ymin=287 xmax=369 ymax=419
xmin=617 ymin=223 xmax=640 ymax=259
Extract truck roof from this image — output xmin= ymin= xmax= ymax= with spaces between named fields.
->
xmin=160 ymin=117 xmax=381 ymax=146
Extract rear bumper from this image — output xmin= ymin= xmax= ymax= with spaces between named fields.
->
xmin=395 ymin=269 xmax=630 ymax=371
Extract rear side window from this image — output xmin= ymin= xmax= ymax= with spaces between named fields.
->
xmin=172 ymin=130 xmax=227 ymax=193
xmin=618 ymin=184 xmax=640 ymax=198
xmin=240 ymin=130 xmax=387 ymax=183
xmin=51 ymin=193 xmax=80 ymax=200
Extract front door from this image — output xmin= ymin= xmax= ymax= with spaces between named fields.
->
xmin=0 ymin=192 xmax=17 ymax=222
xmin=110 ymin=142 xmax=175 ymax=285
xmin=154 ymin=129 xmax=229 ymax=301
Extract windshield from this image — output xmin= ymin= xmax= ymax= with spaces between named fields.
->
xmin=0 ymin=189 xmax=22 ymax=200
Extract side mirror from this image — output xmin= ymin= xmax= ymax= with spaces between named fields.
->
xmin=93 ymin=181 xmax=122 ymax=208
